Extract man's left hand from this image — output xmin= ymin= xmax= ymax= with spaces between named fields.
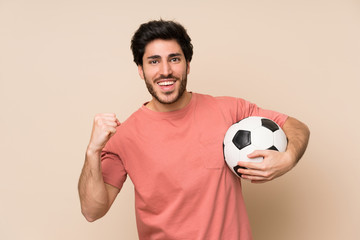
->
xmin=236 ymin=150 xmax=295 ymax=183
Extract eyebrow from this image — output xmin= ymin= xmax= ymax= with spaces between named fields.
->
xmin=169 ymin=53 xmax=182 ymax=58
xmin=147 ymin=55 xmax=161 ymax=60
xmin=146 ymin=53 xmax=182 ymax=60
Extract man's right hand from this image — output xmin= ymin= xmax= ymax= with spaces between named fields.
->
xmin=79 ymin=113 xmax=121 ymax=222
xmin=87 ymin=113 xmax=121 ymax=154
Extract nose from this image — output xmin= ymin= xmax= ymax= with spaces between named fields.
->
xmin=159 ymin=61 xmax=173 ymax=77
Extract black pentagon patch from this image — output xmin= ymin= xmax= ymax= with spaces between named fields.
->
xmin=267 ymin=145 xmax=279 ymax=151
xmin=233 ymin=165 xmax=247 ymax=177
xmin=261 ymin=118 xmax=279 ymax=132
xmin=223 ymin=143 xmax=225 ymax=159
xmin=232 ymin=130 xmax=251 ymax=150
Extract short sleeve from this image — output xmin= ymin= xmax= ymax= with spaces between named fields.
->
xmin=235 ymin=97 xmax=288 ymax=127
xmin=101 ymin=150 xmax=127 ymax=190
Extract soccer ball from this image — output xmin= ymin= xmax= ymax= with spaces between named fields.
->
xmin=223 ymin=116 xmax=287 ymax=177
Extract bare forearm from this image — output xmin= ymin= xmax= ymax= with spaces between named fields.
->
xmin=282 ymin=116 xmax=310 ymax=165
xmin=78 ymin=114 xmax=121 ymax=221
xmin=237 ymin=116 xmax=310 ymax=183
xmin=78 ymin=149 xmax=110 ymax=222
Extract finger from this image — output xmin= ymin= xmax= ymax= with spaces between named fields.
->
xmin=100 ymin=116 xmax=119 ymax=123
xmin=237 ymin=167 xmax=266 ymax=178
xmin=103 ymin=117 xmax=121 ymax=127
xmin=101 ymin=125 xmax=117 ymax=137
xmin=102 ymin=119 xmax=120 ymax=128
xmin=108 ymin=126 xmax=117 ymax=135
xmin=94 ymin=113 xmax=118 ymax=122
xmin=94 ymin=116 xmax=119 ymax=128
xmin=241 ymin=173 xmax=270 ymax=183
xmin=240 ymin=166 xmax=276 ymax=182
xmin=115 ymin=118 xmax=121 ymax=126
xmin=240 ymin=174 xmax=263 ymax=181
xmin=98 ymin=113 xmax=117 ymax=118
xmin=247 ymin=150 xmax=268 ymax=159
xmin=237 ymin=161 xmax=264 ymax=171
xmin=250 ymin=180 xmax=268 ymax=184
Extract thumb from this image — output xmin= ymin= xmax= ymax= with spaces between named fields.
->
xmin=115 ymin=118 xmax=121 ymax=126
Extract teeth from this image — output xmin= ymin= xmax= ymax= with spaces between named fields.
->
xmin=158 ymin=81 xmax=174 ymax=86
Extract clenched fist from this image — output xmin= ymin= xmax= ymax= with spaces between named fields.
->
xmin=87 ymin=113 xmax=121 ymax=154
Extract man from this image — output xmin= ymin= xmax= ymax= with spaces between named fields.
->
xmin=78 ymin=20 xmax=310 ymax=239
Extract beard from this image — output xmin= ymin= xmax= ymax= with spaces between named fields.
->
xmin=144 ymin=68 xmax=188 ymax=105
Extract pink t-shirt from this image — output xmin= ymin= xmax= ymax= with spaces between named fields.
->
xmin=101 ymin=93 xmax=288 ymax=240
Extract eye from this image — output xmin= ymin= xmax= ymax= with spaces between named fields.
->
xmin=170 ymin=57 xmax=180 ymax=63
xmin=149 ymin=60 xmax=159 ymax=65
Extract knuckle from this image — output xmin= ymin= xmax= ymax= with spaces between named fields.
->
xmin=99 ymin=123 xmax=106 ymax=130
xmin=259 ymin=165 xmax=266 ymax=171
xmin=96 ymin=119 xmax=104 ymax=126
xmin=264 ymin=172 xmax=274 ymax=180
xmin=263 ymin=171 xmax=271 ymax=178
xmin=94 ymin=114 xmax=102 ymax=122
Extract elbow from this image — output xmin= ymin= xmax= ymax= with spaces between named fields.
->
xmin=83 ymin=214 xmax=98 ymax=223
xmin=298 ymin=120 xmax=311 ymax=145
xmin=81 ymin=207 xmax=104 ymax=223
xmin=298 ymin=120 xmax=311 ymax=150
xmin=82 ymin=210 xmax=97 ymax=222
xmin=303 ymin=122 xmax=311 ymax=140
xmin=86 ymin=217 xmax=97 ymax=223
xmin=287 ymin=116 xmax=311 ymax=138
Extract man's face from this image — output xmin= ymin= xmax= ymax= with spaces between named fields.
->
xmin=138 ymin=39 xmax=190 ymax=105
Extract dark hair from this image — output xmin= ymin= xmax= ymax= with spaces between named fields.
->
xmin=131 ymin=20 xmax=193 ymax=66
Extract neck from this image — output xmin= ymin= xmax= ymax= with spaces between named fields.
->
xmin=146 ymin=91 xmax=192 ymax=112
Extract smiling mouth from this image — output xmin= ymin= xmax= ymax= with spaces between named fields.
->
xmin=157 ymin=80 xmax=176 ymax=86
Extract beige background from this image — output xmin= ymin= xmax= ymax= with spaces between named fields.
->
xmin=1 ymin=0 xmax=359 ymax=239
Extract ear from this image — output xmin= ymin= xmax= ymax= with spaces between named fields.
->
xmin=138 ymin=65 xmax=145 ymax=80
xmin=186 ymin=61 xmax=191 ymax=75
